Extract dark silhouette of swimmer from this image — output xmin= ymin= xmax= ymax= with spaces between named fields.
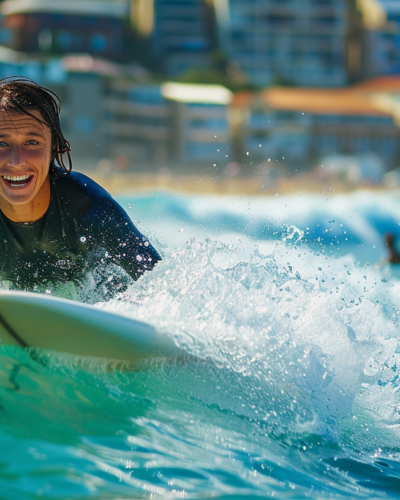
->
xmin=385 ymin=233 xmax=400 ymax=264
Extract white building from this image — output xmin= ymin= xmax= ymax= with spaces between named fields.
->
xmin=161 ymin=82 xmax=232 ymax=163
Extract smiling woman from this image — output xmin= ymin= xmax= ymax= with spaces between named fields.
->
xmin=0 ymin=77 xmax=161 ymax=294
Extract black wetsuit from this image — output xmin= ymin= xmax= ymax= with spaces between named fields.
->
xmin=0 ymin=171 xmax=161 ymax=293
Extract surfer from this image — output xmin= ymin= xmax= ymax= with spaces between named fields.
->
xmin=384 ymin=233 xmax=400 ymax=265
xmin=0 ymin=77 xmax=161 ymax=295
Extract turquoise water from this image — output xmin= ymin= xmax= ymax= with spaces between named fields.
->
xmin=2 ymin=190 xmax=400 ymax=498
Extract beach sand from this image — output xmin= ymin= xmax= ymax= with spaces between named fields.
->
xmin=87 ymin=171 xmax=388 ymax=197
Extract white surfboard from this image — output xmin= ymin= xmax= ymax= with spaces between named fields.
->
xmin=0 ymin=291 xmax=185 ymax=361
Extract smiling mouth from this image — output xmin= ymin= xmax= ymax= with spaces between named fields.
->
xmin=1 ymin=174 xmax=34 ymax=188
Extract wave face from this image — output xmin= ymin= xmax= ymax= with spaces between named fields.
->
xmin=2 ymin=190 xmax=400 ymax=499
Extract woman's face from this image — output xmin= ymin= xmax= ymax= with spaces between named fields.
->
xmin=0 ymin=109 xmax=52 ymax=208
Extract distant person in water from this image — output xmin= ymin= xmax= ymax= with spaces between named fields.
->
xmin=384 ymin=233 xmax=400 ymax=264
xmin=0 ymin=77 xmax=161 ymax=294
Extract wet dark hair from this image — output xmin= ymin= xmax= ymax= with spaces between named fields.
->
xmin=0 ymin=76 xmax=71 ymax=175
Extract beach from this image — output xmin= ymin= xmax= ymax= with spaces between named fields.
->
xmin=88 ymin=170 xmax=388 ymax=197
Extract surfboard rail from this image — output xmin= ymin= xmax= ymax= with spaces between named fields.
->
xmin=0 ymin=291 xmax=184 ymax=361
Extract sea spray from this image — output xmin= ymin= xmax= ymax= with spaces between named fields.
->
xmin=97 ymin=234 xmax=397 ymax=446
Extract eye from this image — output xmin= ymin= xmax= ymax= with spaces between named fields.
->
xmin=26 ymin=139 xmax=39 ymax=145
xmin=0 ymin=141 xmax=8 ymax=147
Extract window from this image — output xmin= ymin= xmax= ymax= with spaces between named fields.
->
xmin=57 ymin=31 xmax=73 ymax=50
xmin=73 ymin=116 xmax=95 ymax=133
xmin=0 ymin=29 xmax=11 ymax=44
xmin=90 ymin=34 xmax=107 ymax=53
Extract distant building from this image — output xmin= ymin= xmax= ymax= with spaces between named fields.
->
xmin=232 ymin=77 xmax=400 ymax=172
xmin=105 ymin=81 xmax=173 ymax=165
xmin=131 ymin=0 xmax=217 ymax=76
xmin=103 ymin=80 xmax=232 ymax=167
xmin=361 ymin=0 xmax=400 ymax=77
xmin=161 ymin=82 xmax=232 ymax=163
xmin=221 ymin=0 xmax=349 ymax=87
xmin=0 ymin=0 xmax=131 ymax=62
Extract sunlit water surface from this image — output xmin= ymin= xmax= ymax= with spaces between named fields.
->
xmin=2 ymin=190 xmax=400 ymax=499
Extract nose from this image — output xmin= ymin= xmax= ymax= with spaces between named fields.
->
xmin=8 ymin=146 xmax=26 ymax=169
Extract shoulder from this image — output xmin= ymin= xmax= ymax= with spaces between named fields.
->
xmin=55 ymin=171 xmax=112 ymax=202
xmin=53 ymin=171 xmax=116 ymax=216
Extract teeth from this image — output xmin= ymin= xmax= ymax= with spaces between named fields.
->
xmin=2 ymin=175 xmax=32 ymax=182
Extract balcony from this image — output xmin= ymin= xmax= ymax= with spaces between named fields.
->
xmin=109 ymin=123 xmax=171 ymax=141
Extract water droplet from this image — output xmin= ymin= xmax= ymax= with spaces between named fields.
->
xmin=80 ymin=236 xmax=87 ymax=243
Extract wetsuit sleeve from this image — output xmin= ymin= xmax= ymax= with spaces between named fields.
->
xmin=58 ymin=172 xmax=161 ymax=281
xmin=95 ymin=197 xmax=162 ymax=281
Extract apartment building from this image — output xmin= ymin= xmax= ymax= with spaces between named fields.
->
xmin=0 ymin=0 xmax=131 ymax=62
xmin=138 ymin=0 xmax=216 ymax=76
xmin=363 ymin=0 xmax=400 ymax=77
xmin=232 ymin=78 xmax=400 ymax=171
xmin=105 ymin=81 xmax=173 ymax=165
xmin=223 ymin=0 xmax=348 ymax=87
xmin=162 ymin=82 xmax=232 ymax=162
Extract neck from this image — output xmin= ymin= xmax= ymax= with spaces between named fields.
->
xmin=0 ymin=177 xmax=51 ymax=223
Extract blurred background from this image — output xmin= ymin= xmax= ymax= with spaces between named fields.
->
xmin=0 ymin=0 xmax=400 ymax=193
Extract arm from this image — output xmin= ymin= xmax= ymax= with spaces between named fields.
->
xmin=95 ymin=197 xmax=161 ymax=281
xmin=61 ymin=172 xmax=161 ymax=281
